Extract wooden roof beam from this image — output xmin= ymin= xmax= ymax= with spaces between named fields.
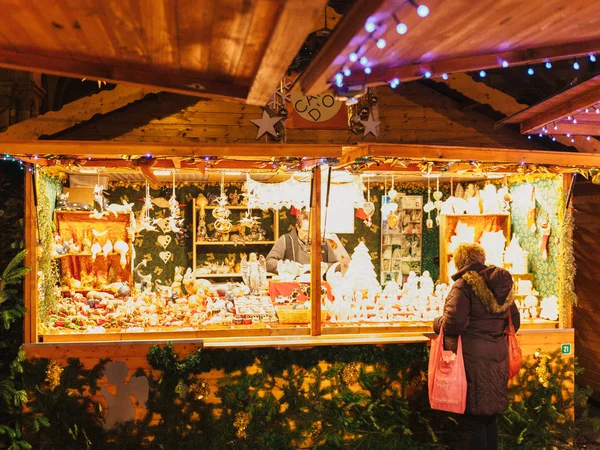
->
xmin=530 ymin=123 xmax=600 ymax=136
xmin=0 ymin=140 xmax=344 ymax=160
xmin=0 ymin=48 xmax=249 ymax=103
xmin=296 ymin=0 xmax=386 ymax=96
xmin=339 ymin=143 xmax=600 ymax=168
xmin=519 ymin=89 xmax=600 ymax=134
xmin=441 ymin=74 xmax=600 ymax=153
xmin=0 ymin=85 xmax=157 ymax=141
xmin=246 ymin=0 xmax=329 ymax=105
xmin=340 ymin=39 xmax=600 ymax=88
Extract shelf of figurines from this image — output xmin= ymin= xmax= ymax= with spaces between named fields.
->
xmin=195 ymin=241 xmax=276 ymax=246
xmin=37 ymin=273 xmax=560 ymax=344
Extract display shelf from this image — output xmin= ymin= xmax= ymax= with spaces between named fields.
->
xmin=195 ymin=273 xmax=243 ymax=278
xmin=53 ymin=252 xmax=125 ymax=259
xmin=195 ymin=241 xmax=276 ymax=246
xmin=192 ymin=197 xmax=279 ymax=271
xmin=439 ymin=213 xmax=511 ymax=283
xmin=53 ymin=209 xmax=134 ymax=296
xmin=380 ymin=194 xmax=423 ymax=285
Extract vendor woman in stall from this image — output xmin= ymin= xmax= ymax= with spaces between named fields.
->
xmin=266 ymin=211 xmax=339 ymax=274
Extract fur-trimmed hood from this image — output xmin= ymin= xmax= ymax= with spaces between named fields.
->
xmin=453 ymin=263 xmax=515 ymax=314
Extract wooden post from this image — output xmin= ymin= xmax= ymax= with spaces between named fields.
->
xmin=310 ymin=166 xmax=322 ymax=336
xmin=24 ymin=171 xmax=38 ymax=343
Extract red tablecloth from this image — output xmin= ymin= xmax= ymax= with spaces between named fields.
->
xmin=269 ymin=281 xmax=333 ymax=302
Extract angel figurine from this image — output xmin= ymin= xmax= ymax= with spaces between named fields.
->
xmin=240 ymin=253 xmax=267 ymax=294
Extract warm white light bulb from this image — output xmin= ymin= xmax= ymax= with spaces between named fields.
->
xmin=396 ymin=23 xmax=408 ymax=34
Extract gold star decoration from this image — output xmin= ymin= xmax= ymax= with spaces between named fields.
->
xmin=360 ymin=113 xmax=380 ymax=138
xmin=45 ymin=360 xmax=64 ymax=391
xmin=250 ymin=110 xmax=283 ymax=139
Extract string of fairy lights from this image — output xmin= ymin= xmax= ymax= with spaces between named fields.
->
xmin=329 ymin=1 xmax=600 ymax=143
xmin=333 ymin=1 xmax=599 ymax=95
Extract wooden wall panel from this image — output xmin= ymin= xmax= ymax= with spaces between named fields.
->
xmin=573 ymin=180 xmax=600 ymax=393
xmin=55 ymin=85 xmax=544 ymax=150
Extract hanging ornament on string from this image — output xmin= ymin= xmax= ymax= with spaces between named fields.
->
xmin=433 ymin=176 xmax=443 ymax=226
xmin=539 ymin=214 xmax=551 ymax=259
xmin=167 ymin=171 xmax=183 ymax=233
xmin=359 ymin=175 xmax=375 ymax=226
xmin=388 ymin=173 xmax=398 ymax=201
xmin=386 ymin=175 xmax=400 ymax=229
xmin=424 ymin=176 xmax=435 ymax=229
xmin=213 ymin=172 xmax=233 ymax=234
xmin=527 ymin=186 xmax=537 ymax=233
xmin=139 ymin=181 xmax=158 ymax=232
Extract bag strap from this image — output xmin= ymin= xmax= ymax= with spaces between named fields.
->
xmin=507 ymin=308 xmax=514 ymax=326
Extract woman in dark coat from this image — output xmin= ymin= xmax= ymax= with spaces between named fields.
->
xmin=433 ymin=243 xmax=520 ymax=450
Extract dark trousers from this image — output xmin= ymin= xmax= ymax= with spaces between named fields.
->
xmin=459 ymin=413 xmax=498 ymax=450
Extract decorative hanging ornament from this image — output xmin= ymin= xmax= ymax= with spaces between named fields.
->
xmin=362 ymin=176 xmax=375 ymax=226
xmin=189 ymin=378 xmax=210 ymax=401
xmin=340 ymin=362 xmax=360 ymax=385
xmin=234 ymin=412 xmax=250 ymax=439
xmin=539 ymin=214 xmax=551 ymax=259
xmin=167 ymin=171 xmax=183 ymax=233
xmin=388 ymin=173 xmax=398 ymax=201
xmin=425 ymin=176 xmax=434 ymax=229
xmin=250 ymin=109 xmax=283 ymax=139
xmin=139 ymin=181 xmax=158 ymax=231
xmin=527 ymin=186 xmax=537 ymax=233
xmin=433 ymin=177 xmax=443 ymax=208
xmin=45 ymin=360 xmax=63 ymax=391
xmin=360 ymin=113 xmax=380 ymax=137
xmin=213 ymin=173 xmax=233 ymax=233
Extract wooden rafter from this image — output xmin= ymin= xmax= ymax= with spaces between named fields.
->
xmin=0 ymin=85 xmax=157 ymax=140
xmin=339 ymin=143 xmax=600 ymax=168
xmin=442 ymin=74 xmax=600 ymax=153
xmin=296 ymin=0 xmax=386 ymax=96
xmin=246 ymin=0 xmax=328 ymax=105
xmin=298 ymin=0 xmax=600 ymax=96
xmin=0 ymin=48 xmax=249 ymax=102
xmin=501 ymin=74 xmax=600 ymax=134
xmin=0 ymin=140 xmax=344 ymax=159
xmin=341 ymin=40 xmax=600 ymax=88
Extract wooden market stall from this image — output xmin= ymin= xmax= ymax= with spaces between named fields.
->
xmin=8 ymin=140 xmax=595 ymax=351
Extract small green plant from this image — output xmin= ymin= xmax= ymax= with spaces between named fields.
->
xmin=0 ymin=250 xmax=31 ymax=450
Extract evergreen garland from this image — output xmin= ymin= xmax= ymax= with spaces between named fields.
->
xmin=19 ymin=343 xmax=600 ymax=449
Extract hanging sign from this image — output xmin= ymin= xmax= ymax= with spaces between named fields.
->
xmin=286 ymin=91 xmax=347 ymax=129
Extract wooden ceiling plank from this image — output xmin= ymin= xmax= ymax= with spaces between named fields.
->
xmin=0 ymin=85 xmax=157 ymax=140
xmin=340 ymin=143 xmax=600 ymax=168
xmin=93 ymin=0 xmax=148 ymax=65
xmin=0 ymin=48 xmax=249 ymax=102
xmin=1 ymin=140 xmax=344 ymax=159
xmin=520 ymin=88 xmax=600 ymax=134
xmin=208 ymin=0 xmax=255 ymax=82
xmin=233 ymin=0 xmax=283 ymax=85
xmin=442 ymin=73 xmax=600 ymax=153
xmin=247 ymin=0 xmax=330 ymax=105
xmin=24 ymin=0 xmax=95 ymax=63
xmin=139 ymin=0 xmax=178 ymax=70
xmin=341 ymin=39 xmax=600 ymax=87
xmin=60 ymin=0 xmax=118 ymax=60
xmin=178 ymin=0 xmax=214 ymax=76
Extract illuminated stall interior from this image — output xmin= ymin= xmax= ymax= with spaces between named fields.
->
xmin=17 ymin=143 xmax=587 ymax=344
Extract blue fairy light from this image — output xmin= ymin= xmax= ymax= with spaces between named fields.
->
xmin=396 ymin=23 xmax=408 ymax=34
